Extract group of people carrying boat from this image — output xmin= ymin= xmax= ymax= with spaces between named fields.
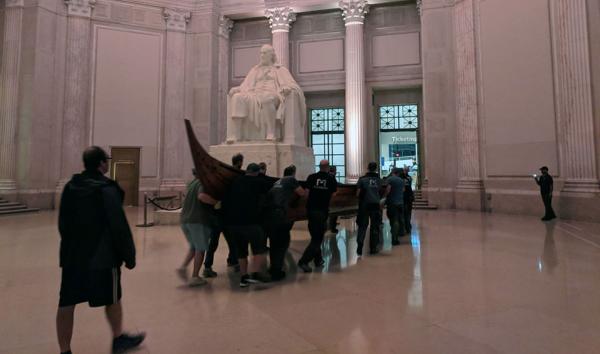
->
xmin=178 ymin=153 xmax=415 ymax=288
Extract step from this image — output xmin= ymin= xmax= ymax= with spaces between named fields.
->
xmin=0 ymin=205 xmax=27 ymax=212
xmin=0 ymin=208 xmax=39 ymax=216
xmin=0 ymin=202 xmax=20 ymax=207
xmin=414 ymin=205 xmax=438 ymax=210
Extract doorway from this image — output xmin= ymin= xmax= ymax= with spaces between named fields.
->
xmin=110 ymin=147 xmax=140 ymax=206
xmin=378 ymin=104 xmax=420 ymax=189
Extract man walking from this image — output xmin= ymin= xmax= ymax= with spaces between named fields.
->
xmin=327 ymin=165 xmax=340 ymax=233
xmin=177 ymin=169 xmax=218 ymax=286
xmin=57 ymin=146 xmax=144 ymax=354
xmin=298 ymin=160 xmax=338 ymax=272
xmin=202 ymin=154 xmax=243 ymax=275
xmin=534 ymin=166 xmax=556 ymax=221
xmin=264 ymin=165 xmax=305 ymax=280
xmin=356 ymin=162 xmax=384 ymax=256
xmin=222 ymin=163 xmax=272 ymax=287
xmin=403 ymin=166 xmax=415 ymax=233
xmin=385 ymin=168 xmax=406 ymax=245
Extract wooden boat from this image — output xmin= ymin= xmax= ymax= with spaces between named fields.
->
xmin=184 ymin=119 xmax=358 ymax=221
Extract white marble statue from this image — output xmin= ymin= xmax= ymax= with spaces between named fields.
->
xmin=226 ymin=44 xmax=306 ymax=144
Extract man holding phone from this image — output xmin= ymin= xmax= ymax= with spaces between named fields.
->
xmin=533 ymin=166 xmax=556 ymax=221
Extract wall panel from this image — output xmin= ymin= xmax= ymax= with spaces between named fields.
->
xmin=90 ymin=26 xmax=163 ymax=178
xmin=479 ymin=0 xmax=558 ymax=177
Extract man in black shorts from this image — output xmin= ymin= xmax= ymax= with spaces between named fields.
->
xmin=222 ymin=163 xmax=272 ymax=287
xmin=264 ymin=165 xmax=305 ymax=280
xmin=57 ymin=146 xmax=144 ymax=354
xmin=298 ymin=159 xmax=338 ymax=272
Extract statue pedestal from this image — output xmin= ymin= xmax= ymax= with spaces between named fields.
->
xmin=210 ymin=142 xmax=315 ymax=180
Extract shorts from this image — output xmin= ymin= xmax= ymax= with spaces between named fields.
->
xmin=59 ymin=267 xmax=121 ymax=308
xmin=181 ymin=223 xmax=211 ymax=251
xmin=227 ymin=224 xmax=267 ymax=258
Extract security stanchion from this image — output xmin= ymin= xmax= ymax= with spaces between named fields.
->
xmin=136 ymin=193 xmax=155 ymax=227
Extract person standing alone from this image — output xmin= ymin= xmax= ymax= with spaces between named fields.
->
xmin=57 ymin=146 xmax=145 ymax=354
xmin=534 ymin=166 xmax=556 ymax=221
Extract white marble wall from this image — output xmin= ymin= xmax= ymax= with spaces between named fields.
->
xmin=1 ymin=0 xmax=598 ymax=220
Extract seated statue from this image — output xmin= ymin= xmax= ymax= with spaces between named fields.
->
xmin=226 ymin=44 xmax=306 ymax=144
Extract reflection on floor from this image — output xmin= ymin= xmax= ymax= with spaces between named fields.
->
xmin=2 ymin=209 xmax=600 ymax=353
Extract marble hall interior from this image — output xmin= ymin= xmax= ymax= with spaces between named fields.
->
xmin=1 ymin=0 xmax=600 ymax=353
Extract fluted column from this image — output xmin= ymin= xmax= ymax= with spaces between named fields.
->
xmin=551 ymin=0 xmax=599 ymax=193
xmin=340 ymin=0 xmax=368 ymax=183
xmin=218 ymin=15 xmax=233 ymax=143
xmin=454 ymin=0 xmax=482 ymax=190
xmin=161 ymin=8 xmax=190 ymax=189
xmin=59 ymin=0 xmax=95 ymax=183
xmin=265 ymin=7 xmax=295 ymax=68
xmin=0 ymin=0 xmax=24 ymax=191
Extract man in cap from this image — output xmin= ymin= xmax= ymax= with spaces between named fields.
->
xmin=534 ymin=166 xmax=556 ymax=221
xmin=356 ymin=162 xmax=384 ymax=256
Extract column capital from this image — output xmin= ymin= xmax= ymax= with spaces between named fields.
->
xmin=163 ymin=8 xmax=191 ymax=32
xmin=339 ymin=0 xmax=369 ymax=26
xmin=5 ymin=0 xmax=25 ymax=8
xmin=64 ymin=0 xmax=96 ymax=18
xmin=416 ymin=0 xmax=423 ymax=16
xmin=218 ymin=15 xmax=234 ymax=38
xmin=265 ymin=7 xmax=296 ymax=33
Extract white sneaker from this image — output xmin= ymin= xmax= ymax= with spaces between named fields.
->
xmin=188 ymin=276 xmax=207 ymax=287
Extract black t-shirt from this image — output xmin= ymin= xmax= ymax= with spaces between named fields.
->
xmin=267 ymin=176 xmax=300 ymax=211
xmin=357 ymin=172 xmax=382 ymax=206
xmin=306 ymin=171 xmax=338 ymax=211
xmin=223 ymin=175 xmax=271 ymax=226
xmin=537 ymin=174 xmax=553 ymax=195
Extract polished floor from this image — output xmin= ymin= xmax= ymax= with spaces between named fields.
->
xmin=2 ymin=209 xmax=600 ymax=354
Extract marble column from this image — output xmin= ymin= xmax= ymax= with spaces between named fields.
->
xmin=161 ymin=8 xmax=190 ymax=190
xmin=59 ymin=0 xmax=95 ymax=184
xmin=454 ymin=0 xmax=483 ymax=191
xmin=551 ymin=0 xmax=599 ymax=193
xmin=0 ymin=0 xmax=24 ymax=191
xmin=340 ymin=0 xmax=369 ymax=183
xmin=265 ymin=7 xmax=295 ymax=68
xmin=218 ymin=15 xmax=233 ymax=143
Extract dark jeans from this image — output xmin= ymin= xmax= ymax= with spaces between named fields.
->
xmin=204 ymin=226 xmax=238 ymax=268
xmin=542 ymin=193 xmax=556 ymax=219
xmin=404 ymin=201 xmax=413 ymax=233
xmin=265 ymin=220 xmax=294 ymax=274
xmin=356 ymin=203 xmax=382 ymax=254
xmin=386 ymin=204 xmax=405 ymax=243
xmin=299 ymin=209 xmax=328 ymax=265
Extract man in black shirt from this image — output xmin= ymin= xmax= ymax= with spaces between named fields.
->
xmin=298 ymin=160 xmax=338 ymax=272
xmin=403 ymin=166 xmax=415 ymax=233
xmin=534 ymin=166 xmax=556 ymax=221
xmin=356 ymin=162 xmax=384 ymax=256
xmin=222 ymin=163 xmax=272 ymax=287
xmin=203 ymin=154 xmax=243 ymax=276
xmin=327 ymin=165 xmax=340 ymax=233
xmin=264 ymin=165 xmax=305 ymax=280
xmin=57 ymin=146 xmax=144 ymax=354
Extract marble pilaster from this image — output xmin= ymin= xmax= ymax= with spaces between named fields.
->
xmin=551 ymin=0 xmax=599 ymax=193
xmin=58 ymin=0 xmax=95 ymax=186
xmin=218 ymin=15 xmax=233 ymax=144
xmin=0 ymin=0 xmax=24 ymax=191
xmin=161 ymin=8 xmax=190 ymax=190
xmin=265 ymin=7 xmax=295 ymax=68
xmin=454 ymin=0 xmax=482 ymax=189
xmin=339 ymin=0 xmax=368 ymax=183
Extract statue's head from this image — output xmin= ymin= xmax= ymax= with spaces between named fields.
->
xmin=260 ymin=44 xmax=277 ymax=66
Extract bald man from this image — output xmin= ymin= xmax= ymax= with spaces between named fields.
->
xmin=298 ymin=160 xmax=338 ymax=273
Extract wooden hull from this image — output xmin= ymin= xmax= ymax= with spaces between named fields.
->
xmin=185 ymin=119 xmax=357 ymax=221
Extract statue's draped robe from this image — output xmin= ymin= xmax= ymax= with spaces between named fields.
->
xmin=228 ymin=63 xmax=306 ymax=141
